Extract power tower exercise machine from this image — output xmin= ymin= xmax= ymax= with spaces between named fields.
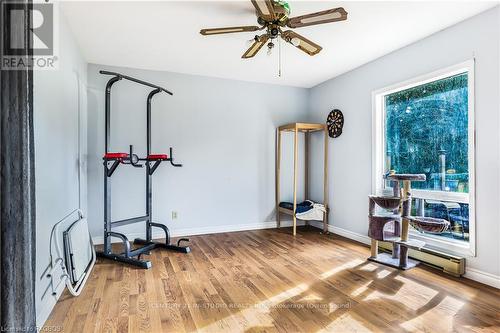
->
xmin=97 ymin=70 xmax=190 ymax=269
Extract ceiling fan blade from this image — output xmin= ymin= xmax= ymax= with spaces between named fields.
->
xmin=200 ymin=26 xmax=261 ymax=35
xmin=287 ymin=7 xmax=347 ymax=28
xmin=250 ymin=0 xmax=276 ymax=21
xmin=281 ymin=30 xmax=322 ymax=56
xmin=242 ymin=34 xmax=269 ymax=59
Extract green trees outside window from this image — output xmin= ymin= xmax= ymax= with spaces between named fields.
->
xmin=384 ymin=73 xmax=470 ymax=241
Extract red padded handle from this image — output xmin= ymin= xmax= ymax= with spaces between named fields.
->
xmin=147 ymin=154 xmax=168 ymax=160
xmin=104 ymin=152 xmax=128 ymax=160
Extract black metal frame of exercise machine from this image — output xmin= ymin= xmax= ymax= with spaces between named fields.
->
xmin=97 ymin=70 xmax=190 ymax=269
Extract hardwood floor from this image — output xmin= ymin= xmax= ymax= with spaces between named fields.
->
xmin=43 ymin=226 xmax=500 ymax=333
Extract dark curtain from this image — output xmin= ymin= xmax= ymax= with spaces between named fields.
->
xmin=0 ymin=0 xmax=36 ymax=331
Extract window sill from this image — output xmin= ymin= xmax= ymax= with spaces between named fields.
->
xmin=409 ymin=230 xmax=475 ymax=257
xmin=384 ymin=187 xmax=469 ymax=204
xmin=412 ymin=189 xmax=469 ymax=204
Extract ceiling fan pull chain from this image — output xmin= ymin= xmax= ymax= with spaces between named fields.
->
xmin=278 ymin=37 xmax=282 ymax=77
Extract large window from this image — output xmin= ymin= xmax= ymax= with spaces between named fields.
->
xmin=372 ymin=61 xmax=475 ymax=256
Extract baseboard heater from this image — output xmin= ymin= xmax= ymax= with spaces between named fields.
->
xmin=378 ymin=241 xmax=465 ymax=277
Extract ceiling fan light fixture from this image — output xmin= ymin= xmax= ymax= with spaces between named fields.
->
xmin=266 ymin=41 xmax=275 ymax=55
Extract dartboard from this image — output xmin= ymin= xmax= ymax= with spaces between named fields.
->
xmin=326 ymin=109 xmax=344 ymax=138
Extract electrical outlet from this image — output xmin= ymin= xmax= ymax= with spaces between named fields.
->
xmin=171 ymin=211 xmax=178 ymax=220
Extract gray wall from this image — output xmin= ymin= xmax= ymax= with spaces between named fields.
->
xmin=87 ymin=64 xmax=309 ymax=241
xmin=34 ymin=13 xmax=87 ymax=325
xmin=308 ymin=7 xmax=500 ymax=278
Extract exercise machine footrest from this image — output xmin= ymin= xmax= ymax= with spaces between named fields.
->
xmin=133 ymin=238 xmax=191 ymax=253
xmin=96 ymin=251 xmax=152 ymax=269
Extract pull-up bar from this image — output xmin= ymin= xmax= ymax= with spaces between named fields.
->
xmin=98 ymin=69 xmax=189 ymax=269
xmin=99 ymin=70 xmax=173 ymax=95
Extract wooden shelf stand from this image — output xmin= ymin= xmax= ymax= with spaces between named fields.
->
xmin=275 ymin=122 xmax=329 ymax=236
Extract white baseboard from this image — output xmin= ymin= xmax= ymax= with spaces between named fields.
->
xmin=464 ymin=268 xmax=500 ymax=289
xmin=329 ymin=226 xmax=371 ymax=245
xmin=36 ymin=277 xmax=66 ymax=328
xmin=92 ymin=220 xmax=304 ymax=245
xmin=308 ymin=222 xmax=371 ymax=245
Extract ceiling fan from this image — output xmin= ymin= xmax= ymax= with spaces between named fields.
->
xmin=200 ymin=0 xmax=348 ymax=58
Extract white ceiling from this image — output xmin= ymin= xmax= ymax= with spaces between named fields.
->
xmin=61 ymin=1 xmax=498 ymax=88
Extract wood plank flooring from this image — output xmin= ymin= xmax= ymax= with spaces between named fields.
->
xmin=43 ymin=226 xmax=500 ymax=333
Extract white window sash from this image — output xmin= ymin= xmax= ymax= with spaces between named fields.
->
xmin=371 ymin=59 xmax=476 ymax=257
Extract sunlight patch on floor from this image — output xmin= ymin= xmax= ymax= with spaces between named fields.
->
xmin=434 ymin=295 xmax=465 ymax=315
xmin=261 ymin=283 xmax=310 ymax=307
xmin=200 ymin=259 xmax=367 ymax=332
xmin=320 ymin=311 xmax=373 ymax=333
xmin=350 ymin=281 xmax=372 ymax=298
xmin=376 ymin=269 xmax=392 ymax=279
xmin=299 ymin=293 xmax=323 ymax=302
xmin=364 ymin=281 xmax=440 ymax=311
xmin=400 ymin=295 xmax=465 ymax=332
xmin=197 ymin=283 xmax=310 ymax=332
xmin=362 ymin=272 xmax=439 ymax=301
xmin=320 ymin=259 xmax=365 ymax=279
xmin=198 ymin=257 xmax=467 ymax=332
xmin=358 ymin=262 xmax=380 ymax=272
